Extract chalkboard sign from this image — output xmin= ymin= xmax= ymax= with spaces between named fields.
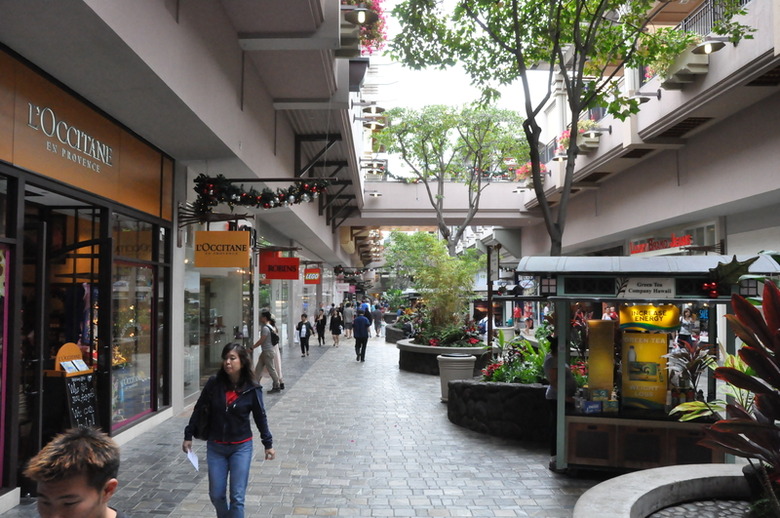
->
xmin=65 ymin=373 xmax=98 ymax=427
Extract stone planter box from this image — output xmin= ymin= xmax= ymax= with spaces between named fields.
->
xmin=447 ymin=379 xmax=550 ymax=442
xmin=385 ymin=324 xmax=405 ymax=344
xmin=576 ymin=134 xmax=601 ymax=152
xmin=396 ymin=339 xmax=492 ymax=376
xmin=661 ymin=47 xmax=709 ymax=89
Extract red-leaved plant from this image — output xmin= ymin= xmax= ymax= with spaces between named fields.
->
xmin=703 ymin=281 xmax=780 ymax=510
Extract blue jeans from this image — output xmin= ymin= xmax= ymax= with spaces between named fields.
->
xmin=207 ymin=440 xmax=253 ymax=518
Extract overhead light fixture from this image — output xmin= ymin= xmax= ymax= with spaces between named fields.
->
xmin=631 ymin=89 xmax=662 ymax=104
xmin=353 ymin=115 xmax=386 ymax=130
xmin=365 ymin=190 xmax=382 ymax=198
xmin=582 ymin=125 xmax=612 ymax=138
xmin=692 ymin=36 xmax=730 ymax=55
xmin=351 ymin=99 xmax=376 ymax=109
xmin=344 ymin=4 xmax=379 ymax=25
xmin=362 ymin=105 xmax=385 ymax=116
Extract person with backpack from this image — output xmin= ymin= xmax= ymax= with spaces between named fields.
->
xmin=252 ymin=310 xmax=281 ymax=394
xmin=296 ymin=313 xmax=314 ymax=357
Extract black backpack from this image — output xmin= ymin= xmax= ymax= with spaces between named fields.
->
xmin=267 ymin=325 xmax=279 ymax=346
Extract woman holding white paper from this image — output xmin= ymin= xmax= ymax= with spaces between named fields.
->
xmin=182 ymin=343 xmax=275 ymax=518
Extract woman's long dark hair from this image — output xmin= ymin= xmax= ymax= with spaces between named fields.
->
xmin=217 ymin=342 xmax=257 ymax=387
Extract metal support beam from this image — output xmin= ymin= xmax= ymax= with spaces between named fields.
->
xmin=334 ymin=207 xmax=357 ymax=231
xmin=313 ymin=160 xmax=348 ymax=168
xmin=329 ymin=164 xmax=347 ymax=178
xmin=296 ymin=135 xmax=341 ymax=177
xmin=320 ymin=184 xmax=351 ymax=216
xmin=328 ymin=200 xmax=353 ymax=227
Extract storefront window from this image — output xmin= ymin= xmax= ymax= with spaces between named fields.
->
xmin=113 ymin=215 xmax=153 ymax=261
xmin=183 ymin=226 xmax=255 ymax=398
xmin=0 ymin=177 xmax=7 ymax=237
xmin=111 ymin=262 xmax=154 ymax=430
xmin=0 ymin=245 xmax=8 ymax=485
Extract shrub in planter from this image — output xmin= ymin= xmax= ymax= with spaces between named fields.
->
xmin=482 ymin=322 xmax=553 ymax=384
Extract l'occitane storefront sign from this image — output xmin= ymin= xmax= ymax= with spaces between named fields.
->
xmin=194 ymin=231 xmax=250 ymax=268
xmin=619 ymin=304 xmax=679 ymax=332
xmin=0 ymin=50 xmax=172 ymax=220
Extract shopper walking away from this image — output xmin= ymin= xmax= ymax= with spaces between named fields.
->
xmin=252 ymin=311 xmax=281 ymax=393
xmin=342 ymin=302 xmax=355 ymax=339
xmin=183 ymin=342 xmax=275 ymax=518
xmin=330 ymin=309 xmax=343 ymax=347
xmin=315 ymin=309 xmax=327 ymax=346
xmin=353 ymin=309 xmax=370 ymax=362
xmin=296 ymin=313 xmax=314 ymax=357
xmin=24 ymin=426 xmax=130 ymax=518
xmin=371 ymin=306 xmax=383 ymax=338
xmin=259 ymin=316 xmax=284 ymax=390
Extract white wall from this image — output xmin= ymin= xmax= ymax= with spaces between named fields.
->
xmin=521 ymin=90 xmax=780 ymax=255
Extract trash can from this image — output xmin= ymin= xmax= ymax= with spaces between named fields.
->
xmin=436 ymin=353 xmax=476 ymax=403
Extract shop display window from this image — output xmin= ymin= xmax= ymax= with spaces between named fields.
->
xmin=0 ymin=177 xmax=7 ymax=237
xmin=111 ymin=262 xmax=154 ymax=429
xmin=0 ymin=245 xmax=8 ymax=486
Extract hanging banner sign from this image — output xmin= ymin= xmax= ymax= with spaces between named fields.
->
xmin=335 ymin=282 xmax=350 ymax=292
xmin=304 ymin=268 xmax=321 ymax=284
xmin=194 ymin=231 xmax=250 ymax=268
xmin=259 ymin=252 xmax=299 ymax=280
xmin=622 ymin=332 xmax=669 ymax=410
xmin=619 ymin=304 xmax=680 ymax=332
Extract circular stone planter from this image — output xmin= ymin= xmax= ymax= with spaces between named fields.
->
xmin=396 ymin=338 xmax=493 ymax=376
xmin=384 ymin=324 xmax=406 ymax=344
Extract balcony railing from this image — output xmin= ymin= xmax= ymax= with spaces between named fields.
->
xmin=677 ymin=0 xmax=753 ymax=36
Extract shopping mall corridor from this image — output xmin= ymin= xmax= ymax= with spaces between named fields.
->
xmin=3 ymin=335 xmax=601 ymax=517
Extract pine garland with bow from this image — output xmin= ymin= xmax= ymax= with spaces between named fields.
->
xmin=192 ymin=174 xmax=328 ymax=217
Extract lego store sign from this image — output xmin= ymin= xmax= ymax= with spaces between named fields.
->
xmin=303 ymin=268 xmax=321 ymax=284
xmin=194 ymin=231 xmax=250 ymax=268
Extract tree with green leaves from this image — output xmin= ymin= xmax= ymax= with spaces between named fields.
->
xmin=384 ymin=231 xmax=481 ymax=329
xmin=391 ymin=0 xmax=753 ymax=255
xmin=377 ymin=105 xmax=529 ymax=256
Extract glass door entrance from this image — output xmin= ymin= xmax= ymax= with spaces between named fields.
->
xmin=19 ymin=186 xmax=103 ymax=489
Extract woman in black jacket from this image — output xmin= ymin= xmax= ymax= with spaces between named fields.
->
xmin=182 ymin=343 xmax=274 ymax=518
xmin=315 ymin=308 xmax=327 ymax=346
xmin=329 ymin=309 xmax=343 ymax=347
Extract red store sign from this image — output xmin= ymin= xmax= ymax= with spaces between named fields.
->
xmin=259 ymin=251 xmax=300 ymax=280
xmin=304 ymin=268 xmax=321 ymax=284
xmin=629 ymin=233 xmax=693 ymax=255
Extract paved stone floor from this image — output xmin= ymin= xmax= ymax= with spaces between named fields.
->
xmin=3 ymin=336 xmax=605 ymax=517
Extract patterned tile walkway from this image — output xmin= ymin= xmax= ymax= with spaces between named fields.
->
xmin=3 ymin=337 xmax=604 ymax=517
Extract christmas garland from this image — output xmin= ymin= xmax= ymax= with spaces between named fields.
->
xmin=193 ymin=174 xmax=328 ymax=216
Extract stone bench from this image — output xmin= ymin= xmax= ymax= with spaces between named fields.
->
xmin=573 ymin=463 xmax=749 ymax=518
